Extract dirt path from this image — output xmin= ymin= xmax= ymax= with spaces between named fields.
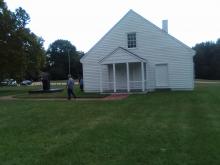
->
xmin=102 ymin=94 xmax=129 ymax=100
xmin=0 ymin=95 xmax=17 ymax=100
xmin=0 ymin=94 xmax=129 ymax=101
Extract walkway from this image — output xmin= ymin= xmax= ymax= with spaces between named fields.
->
xmin=0 ymin=94 xmax=129 ymax=101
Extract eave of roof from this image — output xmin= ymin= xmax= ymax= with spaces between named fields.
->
xmin=99 ymin=47 xmax=147 ymax=64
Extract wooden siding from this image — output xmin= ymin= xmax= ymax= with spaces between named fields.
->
xmin=81 ymin=10 xmax=195 ymax=92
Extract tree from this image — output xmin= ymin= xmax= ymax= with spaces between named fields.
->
xmin=217 ymin=38 xmax=220 ymax=45
xmin=193 ymin=39 xmax=220 ymax=80
xmin=24 ymin=34 xmax=45 ymax=80
xmin=0 ymin=0 xmax=14 ymax=78
xmin=46 ymin=39 xmax=82 ymax=80
xmin=0 ymin=0 xmax=45 ymax=81
xmin=14 ymin=7 xmax=30 ymax=29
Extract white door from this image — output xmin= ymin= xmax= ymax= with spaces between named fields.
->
xmin=116 ymin=63 xmax=127 ymax=89
xmin=155 ymin=64 xmax=169 ymax=88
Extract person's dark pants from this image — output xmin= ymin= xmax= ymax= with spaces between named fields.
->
xmin=67 ymin=88 xmax=76 ymax=100
xmin=80 ymin=84 xmax=83 ymax=91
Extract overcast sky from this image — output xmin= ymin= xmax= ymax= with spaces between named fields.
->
xmin=5 ymin=0 xmax=220 ymax=52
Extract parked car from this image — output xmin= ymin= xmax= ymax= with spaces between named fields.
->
xmin=1 ymin=79 xmax=9 ymax=86
xmin=21 ymin=80 xmax=32 ymax=85
xmin=1 ymin=79 xmax=17 ymax=86
xmin=8 ymin=79 xmax=17 ymax=86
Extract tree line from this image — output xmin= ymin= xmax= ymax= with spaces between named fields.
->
xmin=193 ymin=39 xmax=220 ymax=80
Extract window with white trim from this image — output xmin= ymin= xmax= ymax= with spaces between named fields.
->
xmin=127 ymin=32 xmax=136 ymax=48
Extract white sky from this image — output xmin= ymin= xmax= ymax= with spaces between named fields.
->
xmin=5 ymin=0 xmax=220 ymax=52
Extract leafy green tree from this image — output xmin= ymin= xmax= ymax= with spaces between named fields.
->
xmin=217 ymin=38 xmax=220 ymax=45
xmin=14 ymin=7 xmax=30 ymax=28
xmin=0 ymin=0 xmax=14 ymax=79
xmin=46 ymin=39 xmax=82 ymax=80
xmin=193 ymin=39 xmax=220 ymax=80
xmin=24 ymin=33 xmax=45 ymax=80
xmin=0 ymin=0 xmax=45 ymax=81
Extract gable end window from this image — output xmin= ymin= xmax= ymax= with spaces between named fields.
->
xmin=127 ymin=32 xmax=136 ymax=48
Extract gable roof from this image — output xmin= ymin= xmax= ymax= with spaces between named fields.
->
xmin=131 ymin=10 xmax=195 ymax=55
xmin=80 ymin=10 xmax=132 ymax=63
xmin=99 ymin=47 xmax=147 ymax=64
xmin=81 ymin=9 xmax=195 ymax=62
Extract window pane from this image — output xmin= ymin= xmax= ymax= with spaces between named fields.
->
xmin=127 ymin=33 xmax=136 ymax=48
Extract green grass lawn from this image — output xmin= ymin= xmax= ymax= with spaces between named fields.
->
xmin=0 ymin=83 xmax=220 ymax=164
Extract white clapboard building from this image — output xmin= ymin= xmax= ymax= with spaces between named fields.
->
xmin=80 ymin=10 xmax=195 ymax=93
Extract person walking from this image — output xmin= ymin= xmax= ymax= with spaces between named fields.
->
xmin=67 ymin=74 xmax=76 ymax=100
xmin=79 ymin=77 xmax=84 ymax=91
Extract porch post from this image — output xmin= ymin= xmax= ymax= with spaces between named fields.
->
xmin=100 ymin=65 xmax=103 ymax=93
xmin=126 ymin=62 xmax=130 ymax=92
xmin=141 ymin=62 xmax=145 ymax=92
xmin=145 ymin=62 xmax=148 ymax=90
xmin=113 ymin=63 xmax=116 ymax=92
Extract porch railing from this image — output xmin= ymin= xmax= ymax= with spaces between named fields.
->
xmin=129 ymin=81 xmax=142 ymax=89
xmin=102 ymin=81 xmax=114 ymax=91
xmin=102 ymin=80 xmax=147 ymax=92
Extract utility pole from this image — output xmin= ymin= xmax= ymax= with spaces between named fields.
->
xmin=68 ymin=49 xmax=70 ymax=75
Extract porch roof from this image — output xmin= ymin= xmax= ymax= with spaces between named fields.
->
xmin=99 ymin=47 xmax=147 ymax=64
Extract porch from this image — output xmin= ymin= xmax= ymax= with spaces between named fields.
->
xmin=100 ymin=62 xmax=147 ymax=93
xmin=98 ymin=47 xmax=148 ymax=93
